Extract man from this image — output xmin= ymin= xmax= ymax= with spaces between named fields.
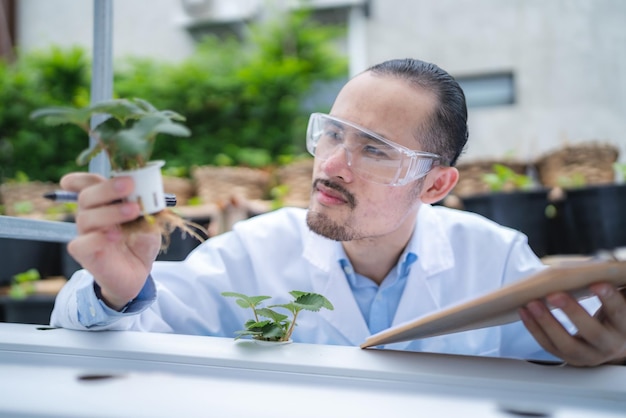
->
xmin=51 ymin=58 xmax=626 ymax=366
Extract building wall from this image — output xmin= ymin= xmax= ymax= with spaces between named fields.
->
xmin=14 ymin=0 xmax=626 ymax=163
xmin=16 ymin=0 xmax=196 ymax=62
xmin=364 ymin=0 xmax=626 ymax=163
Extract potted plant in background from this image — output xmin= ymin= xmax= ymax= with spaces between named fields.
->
xmin=221 ymin=290 xmax=334 ymax=344
xmin=30 ymin=97 xmax=207 ymax=248
xmin=535 ymin=142 xmax=626 ymax=255
xmin=0 ymin=268 xmax=66 ymax=324
xmin=450 ymin=162 xmax=555 ymax=258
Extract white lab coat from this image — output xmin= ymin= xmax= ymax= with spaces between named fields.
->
xmin=51 ymin=204 xmax=556 ymax=361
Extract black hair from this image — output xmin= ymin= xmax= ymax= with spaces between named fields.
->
xmin=366 ymin=58 xmax=468 ymax=166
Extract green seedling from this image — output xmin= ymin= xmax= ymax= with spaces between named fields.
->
xmin=222 ymin=290 xmax=334 ymax=342
xmin=30 ymin=98 xmax=190 ymax=171
xmin=9 ymin=268 xmax=41 ymax=300
xmin=482 ymin=163 xmax=533 ymax=192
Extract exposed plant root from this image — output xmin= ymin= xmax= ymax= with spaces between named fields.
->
xmin=121 ymin=209 xmax=208 ymax=251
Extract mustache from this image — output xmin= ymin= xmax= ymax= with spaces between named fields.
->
xmin=312 ymin=178 xmax=356 ymax=209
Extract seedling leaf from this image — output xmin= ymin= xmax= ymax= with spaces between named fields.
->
xmin=256 ymin=307 xmax=288 ymax=322
xmin=222 ymin=290 xmax=333 ymax=342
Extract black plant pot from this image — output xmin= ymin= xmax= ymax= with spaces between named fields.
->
xmin=559 ymin=184 xmax=626 ymax=255
xmin=461 ymin=190 xmax=554 ymax=258
xmin=0 ymin=294 xmax=56 ymax=325
xmin=0 ymin=238 xmax=63 ymax=287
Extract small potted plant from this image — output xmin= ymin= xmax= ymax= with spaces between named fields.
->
xmin=458 ymin=163 xmax=558 ymax=257
xmin=221 ymin=290 xmax=334 ymax=344
xmin=1 ymin=268 xmax=61 ymax=325
xmin=30 ymin=98 xmax=206 ymax=246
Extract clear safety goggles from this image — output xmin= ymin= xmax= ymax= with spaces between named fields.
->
xmin=306 ymin=113 xmax=444 ymax=186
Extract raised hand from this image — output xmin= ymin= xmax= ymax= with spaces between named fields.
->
xmin=61 ymin=172 xmax=161 ymax=310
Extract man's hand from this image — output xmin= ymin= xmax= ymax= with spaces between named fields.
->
xmin=519 ymin=283 xmax=626 ymax=366
xmin=61 ymin=172 xmax=162 ymax=310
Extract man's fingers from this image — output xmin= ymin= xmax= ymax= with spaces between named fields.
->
xmin=74 ymin=202 xmax=141 ymax=234
xmin=522 ymin=290 xmax=626 ymax=366
xmin=67 ymin=229 xmax=121 ymax=266
xmin=61 ymin=173 xmax=137 ymax=210
xmin=590 ymin=283 xmax=626 ymax=335
xmin=60 ymin=172 xmax=106 ymax=192
xmin=519 ymin=306 xmax=560 ymax=357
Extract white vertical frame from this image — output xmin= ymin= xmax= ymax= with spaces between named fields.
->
xmin=0 ymin=0 xmax=113 ymax=241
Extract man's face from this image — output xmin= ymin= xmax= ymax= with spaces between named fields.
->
xmin=306 ymin=72 xmax=437 ymax=242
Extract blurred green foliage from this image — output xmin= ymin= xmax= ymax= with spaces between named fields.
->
xmin=0 ymin=46 xmax=91 ymax=182
xmin=0 ymin=10 xmax=347 ymax=182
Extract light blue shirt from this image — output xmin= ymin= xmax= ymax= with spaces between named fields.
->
xmin=341 ymin=252 xmax=417 ymax=335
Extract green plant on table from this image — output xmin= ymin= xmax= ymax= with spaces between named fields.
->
xmin=482 ymin=163 xmax=534 ymax=192
xmin=221 ymin=290 xmax=334 ymax=342
xmin=9 ymin=268 xmax=40 ymax=300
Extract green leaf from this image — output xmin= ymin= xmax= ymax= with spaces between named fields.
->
xmin=76 ymin=143 xmax=105 ymax=166
xmin=9 ymin=269 xmax=39 ymax=300
xmin=151 ymin=121 xmax=191 ymax=137
xmin=270 ymin=302 xmax=298 ymax=315
xmin=132 ymin=97 xmax=158 ymax=113
xmin=29 ymin=106 xmax=91 ymax=129
xmin=157 ymin=109 xmax=187 ymax=122
xmin=222 ymin=289 xmax=332 ymax=341
xmin=9 ymin=283 xmax=31 ymax=300
xmin=482 ymin=164 xmax=533 ymax=192
xmin=13 ymin=268 xmax=40 ymax=283
xmin=245 ymin=319 xmax=271 ymax=331
xmin=221 ymin=291 xmax=271 ymax=308
xmin=87 ymin=99 xmax=147 ymax=122
xmin=234 ymin=329 xmax=263 ymax=340
xmin=113 ymin=130 xmax=152 ymax=160
xmin=258 ymin=323 xmax=285 ymax=340
xmin=256 ymin=307 xmax=288 ymax=323
xmin=290 ymin=291 xmax=334 ymax=311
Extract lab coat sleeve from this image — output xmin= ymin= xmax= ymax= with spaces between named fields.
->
xmin=49 ymin=269 xmax=156 ymax=330
xmin=50 ymin=230 xmax=254 ymax=334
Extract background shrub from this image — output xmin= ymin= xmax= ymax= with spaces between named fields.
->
xmin=0 ymin=10 xmax=347 ymax=182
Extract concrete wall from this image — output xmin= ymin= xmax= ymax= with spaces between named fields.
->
xmin=364 ymin=0 xmax=626 ymax=163
xmin=16 ymin=0 xmax=196 ymax=62
xmin=14 ymin=0 xmax=626 ymax=164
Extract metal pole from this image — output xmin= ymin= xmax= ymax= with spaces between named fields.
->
xmin=0 ymin=216 xmax=76 ymax=243
xmin=89 ymin=0 xmax=113 ymax=177
xmin=0 ymin=0 xmax=114 ymax=241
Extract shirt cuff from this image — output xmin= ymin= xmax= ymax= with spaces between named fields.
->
xmin=77 ymin=275 xmax=156 ymax=328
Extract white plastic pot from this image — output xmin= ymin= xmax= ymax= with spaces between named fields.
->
xmin=253 ymin=339 xmax=293 ymax=347
xmin=111 ymin=160 xmax=166 ymax=215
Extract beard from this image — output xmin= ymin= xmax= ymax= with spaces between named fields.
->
xmin=305 ymin=176 xmax=425 ymax=242
xmin=306 ymin=210 xmax=357 ymax=241
xmin=306 ymin=178 xmax=358 ymax=241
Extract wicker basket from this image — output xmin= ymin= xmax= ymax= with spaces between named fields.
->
xmin=0 ymin=182 xmax=62 ymax=218
xmin=274 ymin=158 xmax=314 ymax=208
xmin=191 ymin=165 xmax=271 ymax=207
xmin=162 ymin=176 xmax=195 ymax=207
xmin=535 ymin=142 xmax=619 ymax=188
xmin=451 ymin=159 xmax=528 ymax=198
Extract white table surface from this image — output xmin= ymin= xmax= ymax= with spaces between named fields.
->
xmin=0 ymin=323 xmax=624 ymax=417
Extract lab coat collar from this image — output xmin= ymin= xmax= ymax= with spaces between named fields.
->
xmin=303 ymin=229 xmax=371 ymax=344
xmin=389 ymin=203 xmax=456 ymax=351
xmin=302 ymin=204 xmax=453 ymax=274
xmin=301 ymin=204 xmax=456 ymax=348
xmin=409 ymin=203 xmax=455 ymax=276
